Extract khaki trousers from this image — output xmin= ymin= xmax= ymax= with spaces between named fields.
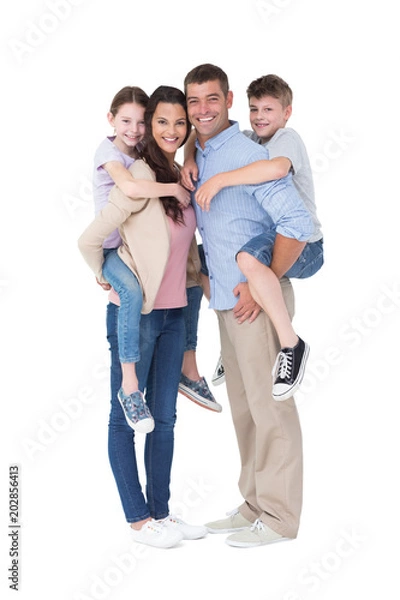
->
xmin=216 ymin=278 xmax=303 ymax=538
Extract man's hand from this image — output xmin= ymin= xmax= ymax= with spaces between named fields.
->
xmin=233 ymin=282 xmax=261 ymax=324
xmin=96 ymin=277 xmax=111 ymax=291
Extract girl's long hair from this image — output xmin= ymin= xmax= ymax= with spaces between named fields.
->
xmin=141 ymin=86 xmax=191 ymax=224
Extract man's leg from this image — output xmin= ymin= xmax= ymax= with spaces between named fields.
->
xmin=217 ymin=278 xmax=303 ymax=539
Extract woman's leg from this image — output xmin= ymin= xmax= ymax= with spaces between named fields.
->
xmin=106 ymin=302 xmax=150 ymax=524
xmin=136 ymin=309 xmax=185 ymax=520
xmin=103 ymin=250 xmax=142 ymax=395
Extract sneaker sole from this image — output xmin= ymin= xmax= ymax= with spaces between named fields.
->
xmin=117 ymin=393 xmax=155 ymax=433
xmin=225 ymin=536 xmax=291 ymax=548
xmin=211 ymin=374 xmax=226 ymax=386
xmin=273 ymin=343 xmax=310 ymax=401
xmin=178 ymin=385 xmax=222 ymax=413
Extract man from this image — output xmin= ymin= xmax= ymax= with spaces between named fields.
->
xmin=184 ymin=64 xmax=312 ymax=547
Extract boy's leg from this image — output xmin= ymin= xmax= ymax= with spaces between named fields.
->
xmin=236 ymin=232 xmax=298 ymax=348
xmin=237 ymin=233 xmax=309 ymax=401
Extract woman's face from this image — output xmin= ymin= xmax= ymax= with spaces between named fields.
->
xmin=151 ymin=102 xmax=188 ymax=158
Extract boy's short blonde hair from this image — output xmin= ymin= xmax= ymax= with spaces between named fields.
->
xmin=246 ymin=74 xmax=293 ymax=108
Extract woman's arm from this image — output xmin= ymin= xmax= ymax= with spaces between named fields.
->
xmin=78 ymin=200 xmax=132 ymax=284
xmin=195 ymin=157 xmax=292 ymax=211
xmin=104 ymin=161 xmax=190 ymax=206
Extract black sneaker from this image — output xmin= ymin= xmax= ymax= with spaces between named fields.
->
xmin=211 ymin=355 xmax=225 ymax=386
xmin=272 ymin=337 xmax=309 ymax=401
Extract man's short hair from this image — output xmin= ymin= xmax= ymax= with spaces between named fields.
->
xmin=184 ymin=63 xmax=229 ymax=97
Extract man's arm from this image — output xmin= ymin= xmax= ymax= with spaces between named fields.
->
xmin=270 ymin=233 xmax=307 ymax=278
xmin=180 ymin=130 xmax=198 ymax=191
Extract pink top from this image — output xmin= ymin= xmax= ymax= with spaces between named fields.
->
xmin=109 ymin=204 xmax=196 ymax=310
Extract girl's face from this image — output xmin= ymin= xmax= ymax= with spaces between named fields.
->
xmin=151 ymin=102 xmax=188 ymax=160
xmin=107 ymin=102 xmax=146 ymax=155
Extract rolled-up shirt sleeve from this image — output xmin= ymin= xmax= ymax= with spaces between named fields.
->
xmin=251 ymin=175 xmax=314 ymax=241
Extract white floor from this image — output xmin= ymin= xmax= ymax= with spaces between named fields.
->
xmin=2 ymin=1 xmax=399 ymax=598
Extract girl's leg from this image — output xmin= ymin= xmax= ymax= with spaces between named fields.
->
xmin=103 ymin=250 xmax=143 ymax=395
xmin=106 ymin=302 xmax=150 ymax=524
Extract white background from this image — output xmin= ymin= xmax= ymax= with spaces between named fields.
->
xmin=1 ymin=1 xmax=399 ymax=598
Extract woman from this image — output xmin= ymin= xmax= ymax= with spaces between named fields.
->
xmin=78 ymin=86 xmax=207 ymax=548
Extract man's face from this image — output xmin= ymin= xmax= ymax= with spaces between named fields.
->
xmin=186 ymin=80 xmax=233 ymax=145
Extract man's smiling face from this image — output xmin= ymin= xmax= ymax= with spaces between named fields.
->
xmin=186 ymin=80 xmax=233 ymax=146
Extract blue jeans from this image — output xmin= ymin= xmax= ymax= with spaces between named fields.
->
xmin=238 ymin=232 xmax=324 ymax=279
xmin=182 ymin=285 xmax=203 ymax=352
xmin=103 ymin=249 xmax=142 ymax=362
xmin=106 ymin=302 xmax=185 ymax=523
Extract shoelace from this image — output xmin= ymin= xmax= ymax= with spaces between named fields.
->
xmin=250 ymin=519 xmax=265 ymax=532
xmin=145 ymin=520 xmax=165 ymax=534
xmin=276 ymin=350 xmax=293 ymax=380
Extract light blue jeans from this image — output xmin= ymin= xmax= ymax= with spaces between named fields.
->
xmin=102 ymin=249 xmax=142 ymax=363
xmin=238 ymin=232 xmax=324 ymax=279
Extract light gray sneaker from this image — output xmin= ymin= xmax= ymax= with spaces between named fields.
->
xmin=205 ymin=509 xmax=254 ymax=534
xmin=225 ymin=519 xmax=291 ymax=548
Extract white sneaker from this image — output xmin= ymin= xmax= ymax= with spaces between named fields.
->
xmin=130 ymin=519 xmax=183 ymax=548
xmin=161 ymin=515 xmax=208 ymax=540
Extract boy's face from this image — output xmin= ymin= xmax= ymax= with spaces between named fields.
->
xmin=249 ymin=95 xmax=292 ymax=141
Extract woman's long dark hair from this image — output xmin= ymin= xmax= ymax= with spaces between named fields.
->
xmin=141 ymin=86 xmax=191 ymax=224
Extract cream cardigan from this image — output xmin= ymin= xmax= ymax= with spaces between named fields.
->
xmin=78 ymin=159 xmax=200 ymax=314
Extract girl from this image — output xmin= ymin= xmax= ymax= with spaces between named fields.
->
xmin=89 ymin=86 xmax=191 ymax=433
xmin=79 ymin=86 xmax=207 ymax=548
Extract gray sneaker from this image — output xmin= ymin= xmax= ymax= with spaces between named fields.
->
xmin=179 ymin=374 xmax=222 ymax=412
xmin=205 ymin=509 xmax=254 ymax=533
xmin=117 ymin=388 xmax=154 ymax=434
xmin=225 ymin=519 xmax=290 ymax=548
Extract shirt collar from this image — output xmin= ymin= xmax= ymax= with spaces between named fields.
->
xmin=195 ymin=120 xmax=240 ymax=152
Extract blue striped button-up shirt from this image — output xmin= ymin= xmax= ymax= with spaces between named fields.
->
xmin=194 ymin=121 xmax=314 ymax=310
